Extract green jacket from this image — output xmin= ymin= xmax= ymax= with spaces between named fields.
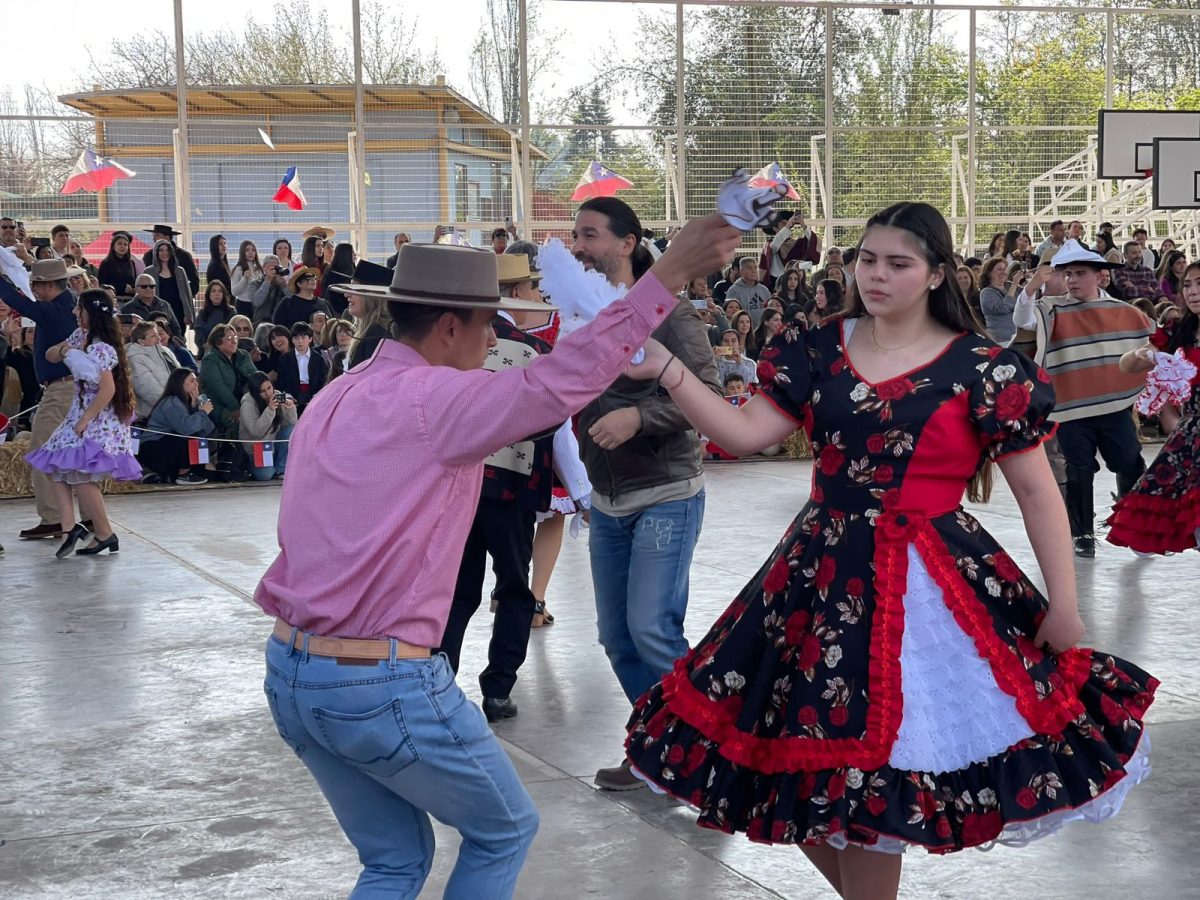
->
xmin=199 ymin=348 xmax=258 ymax=431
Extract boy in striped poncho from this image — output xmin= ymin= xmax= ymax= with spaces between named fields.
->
xmin=1012 ymin=240 xmax=1153 ymax=558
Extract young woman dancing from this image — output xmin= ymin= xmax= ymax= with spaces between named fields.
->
xmin=620 ymin=202 xmax=1155 ymax=899
xmin=27 ymin=288 xmax=140 ymax=556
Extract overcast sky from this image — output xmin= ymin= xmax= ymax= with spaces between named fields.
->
xmin=9 ymin=0 xmax=647 ymax=123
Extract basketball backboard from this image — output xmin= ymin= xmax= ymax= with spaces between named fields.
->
xmin=1152 ymin=137 xmax=1200 ymax=209
xmin=1098 ymin=109 xmax=1200 ymax=179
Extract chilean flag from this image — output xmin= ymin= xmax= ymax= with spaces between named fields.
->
xmin=571 ymin=161 xmax=634 ymax=202
xmin=273 ymin=167 xmax=307 ymax=211
xmin=748 ymin=162 xmax=801 ymax=201
xmin=252 ymin=442 xmax=274 ymax=468
xmin=60 ymin=149 xmax=136 ymax=194
xmin=187 ymin=438 xmax=210 ymax=465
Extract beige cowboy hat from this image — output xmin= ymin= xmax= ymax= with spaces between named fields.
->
xmin=29 ymin=259 xmax=70 ymax=282
xmin=302 ymin=225 xmax=336 ymax=240
xmin=287 ymin=266 xmax=321 ymax=294
xmin=497 ymin=253 xmax=542 ymax=286
xmin=332 ymin=243 xmax=555 ymax=312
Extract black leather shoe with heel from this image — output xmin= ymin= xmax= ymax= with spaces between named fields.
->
xmin=55 ymin=524 xmax=90 ymax=559
xmin=76 ymin=534 xmax=119 ymax=556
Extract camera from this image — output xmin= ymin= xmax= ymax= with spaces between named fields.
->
xmin=274 ymin=391 xmax=289 ymax=404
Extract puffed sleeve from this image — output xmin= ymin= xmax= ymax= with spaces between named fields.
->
xmin=87 ymin=340 xmax=118 ymax=372
xmin=755 ymin=322 xmax=814 ymax=424
xmin=969 ymin=346 xmax=1057 ymax=461
xmin=1149 ymin=326 xmax=1170 ymax=350
xmin=67 ymin=327 xmax=86 ymax=350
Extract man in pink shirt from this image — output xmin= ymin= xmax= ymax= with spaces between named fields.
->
xmin=254 ymin=218 xmax=740 ymax=899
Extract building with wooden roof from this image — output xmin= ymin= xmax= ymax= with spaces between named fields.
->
xmin=57 ymin=80 xmax=544 ymax=258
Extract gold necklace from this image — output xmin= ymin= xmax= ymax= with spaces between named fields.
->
xmin=869 ymin=318 xmax=929 ymax=353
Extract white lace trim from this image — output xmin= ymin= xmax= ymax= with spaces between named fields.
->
xmin=889 ymin=544 xmax=1032 ymax=774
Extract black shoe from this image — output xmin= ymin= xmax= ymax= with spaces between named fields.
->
xmin=55 ymin=524 xmax=90 ymax=559
xmin=20 ymin=522 xmax=64 ymax=540
xmin=1073 ymin=535 xmax=1096 ymax=558
xmin=76 ymin=534 xmax=119 ymax=556
xmin=141 ymin=473 xmax=165 ymax=485
xmin=174 ymin=472 xmax=208 ymax=485
xmin=482 ymin=697 xmax=518 ymax=722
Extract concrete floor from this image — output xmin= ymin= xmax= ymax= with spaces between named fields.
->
xmin=1 ymin=454 xmax=1198 ymax=900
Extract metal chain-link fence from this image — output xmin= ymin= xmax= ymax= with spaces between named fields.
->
xmin=4 ymin=0 xmax=1200 ymax=268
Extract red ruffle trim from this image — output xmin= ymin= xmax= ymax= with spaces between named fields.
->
xmin=655 ymin=508 xmax=1093 ymax=773
xmin=658 ymin=527 xmax=906 ymax=771
xmin=1106 ymin=487 xmax=1200 ymax=554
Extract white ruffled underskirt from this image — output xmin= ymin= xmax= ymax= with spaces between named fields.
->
xmin=632 ymin=542 xmax=1153 ymax=853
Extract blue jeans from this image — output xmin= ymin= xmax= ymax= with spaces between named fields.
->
xmin=263 ymin=634 xmax=538 ymax=899
xmin=248 ymin=424 xmax=294 ymax=481
xmin=589 ymin=490 xmax=705 ymax=703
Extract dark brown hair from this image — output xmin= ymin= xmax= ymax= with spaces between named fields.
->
xmin=387 ymin=302 xmax=473 ymax=341
xmin=78 ymin=289 xmax=136 ymax=424
xmin=577 ymin=196 xmax=653 ymax=281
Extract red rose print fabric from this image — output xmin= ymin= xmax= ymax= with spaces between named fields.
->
xmin=625 ymin=318 xmax=1157 ymax=855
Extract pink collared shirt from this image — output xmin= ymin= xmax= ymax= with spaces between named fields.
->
xmin=254 ymin=273 xmax=678 ymax=645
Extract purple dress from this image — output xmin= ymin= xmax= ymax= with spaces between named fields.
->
xmin=26 ymin=328 xmax=142 ymax=484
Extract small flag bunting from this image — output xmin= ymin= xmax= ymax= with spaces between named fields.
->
xmin=253 ymin=442 xmax=274 ymax=468
xmin=188 ymin=438 xmax=209 ymax=465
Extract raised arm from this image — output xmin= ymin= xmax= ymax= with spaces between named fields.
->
xmin=428 ymin=215 xmax=743 ymax=465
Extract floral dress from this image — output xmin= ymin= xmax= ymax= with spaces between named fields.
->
xmin=1106 ymin=327 xmax=1200 ymax=554
xmin=26 ymin=328 xmax=141 ymax=485
xmin=625 ymin=317 xmax=1156 ymax=854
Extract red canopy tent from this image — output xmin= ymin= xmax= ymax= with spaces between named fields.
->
xmin=79 ymin=231 xmax=152 ymax=264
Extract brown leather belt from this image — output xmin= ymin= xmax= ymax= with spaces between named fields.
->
xmin=41 ymin=375 xmax=74 ymax=387
xmin=273 ymin=618 xmax=431 ymax=661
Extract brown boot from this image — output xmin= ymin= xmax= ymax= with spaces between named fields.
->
xmin=594 ymin=759 xmax=645 ymax=791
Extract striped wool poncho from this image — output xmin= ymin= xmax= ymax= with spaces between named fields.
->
xmin=1011 ymin=290 xmax=1153 ymax=423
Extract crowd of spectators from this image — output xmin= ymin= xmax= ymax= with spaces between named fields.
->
xmin=0 ymin=220 xmax=393 ymax=487
xmin=2 ymin=213 xmax=1191 ymax=488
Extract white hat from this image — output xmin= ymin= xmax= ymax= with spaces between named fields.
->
xmin=1049 ymin=239 xmax=1122 ymax=269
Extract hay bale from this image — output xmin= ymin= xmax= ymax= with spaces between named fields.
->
xmin=783 ymin=429 xmax=812 ymax=460
xmin=0 ymin=439 xmax=33 ymax=498
xmin=0 ymin=438 xmax=138 ymax=499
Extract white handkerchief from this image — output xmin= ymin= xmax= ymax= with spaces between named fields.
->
xmin=718 ymin=169 xmax=789 ymax=231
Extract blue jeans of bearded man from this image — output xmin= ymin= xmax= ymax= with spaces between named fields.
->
xmin=589 ymin=490 xmax=705 ymax=703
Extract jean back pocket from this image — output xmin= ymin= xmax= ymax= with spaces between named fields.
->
xmin=311 ymin=699 xmax=420 ymax=778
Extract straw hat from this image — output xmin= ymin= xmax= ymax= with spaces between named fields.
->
xmin=497 ymin=254 xmax=541 ymax=286
xmin=302 ymin=226 xmax=336 ymax=240
xmin=287 ymin=266 xmax=321 ymax=294
xmin=332 ymin=243 xmax=554 ymax=312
